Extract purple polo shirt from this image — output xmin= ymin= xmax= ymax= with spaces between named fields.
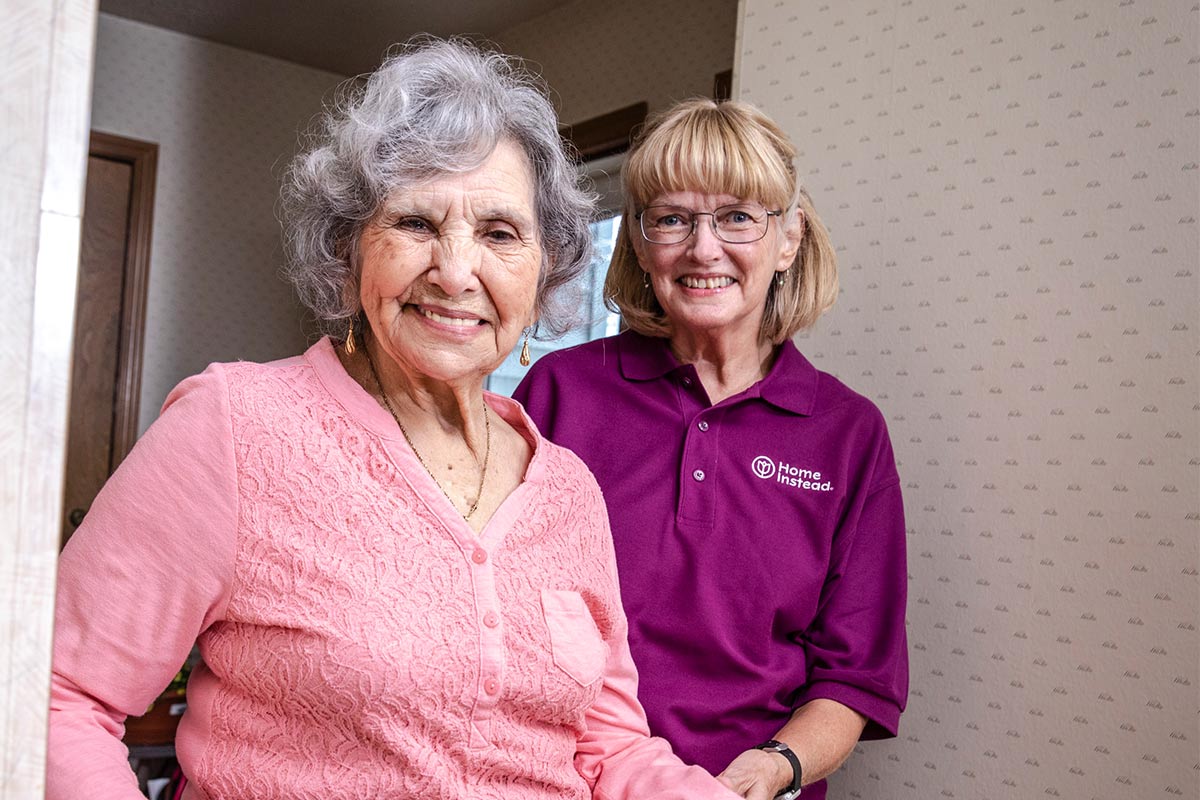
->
xmin=514 ymin=331 xmax=907 ymax=797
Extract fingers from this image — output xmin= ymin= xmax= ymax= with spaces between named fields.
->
xmin=716 ymin=748 xmax=787 ymax=800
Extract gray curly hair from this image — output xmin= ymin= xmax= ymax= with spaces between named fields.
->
xmin=281 ymin=37 xmax=595 ymax=338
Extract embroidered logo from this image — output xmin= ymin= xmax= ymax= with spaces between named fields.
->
xmin=751 ymin=455 xmax=835 ymax=492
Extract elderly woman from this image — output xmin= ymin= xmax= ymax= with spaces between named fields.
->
xmin=514 ymin=98 xmax=908 ymax=800
xmin=47 ymin=41 xmax=740 ymax=800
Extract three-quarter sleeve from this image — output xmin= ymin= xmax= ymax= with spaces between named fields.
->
xmin=47 ymin=365 xmax=239 ymax=799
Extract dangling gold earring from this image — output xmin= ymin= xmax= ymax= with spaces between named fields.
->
xmin=519 ymin=329 xmax=532 ymax=366
xmin=344 ymin=317 xmax=357 ymax=355
xmin=642 ymin=271 xmax=651 ymax=290
xmin=776 ymin=270 xmax=787 ymax=287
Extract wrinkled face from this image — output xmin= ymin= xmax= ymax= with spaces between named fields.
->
xmin=358 ymin=139 xmax=542 ymax=385
xmin=631 ymin=189 xmax=798 ymax=343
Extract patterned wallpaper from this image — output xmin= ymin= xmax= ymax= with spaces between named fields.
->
xmin=91 ymin=14 xmax=343 ymax=432
xmin=495 ymin=0 xmax=738 ymax=125
xmin=738 ymin=1 xmax=1198 ymax=798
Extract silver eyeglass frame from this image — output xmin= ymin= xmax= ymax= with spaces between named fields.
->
xmin=635 ymin=204 xmax=784 ymax=245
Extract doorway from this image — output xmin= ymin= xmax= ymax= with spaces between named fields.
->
xmin=61 ymin=132 xmax=157 ymax=547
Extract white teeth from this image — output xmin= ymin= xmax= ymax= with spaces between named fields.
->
xmin=419 ymin=308 xmax=481 ymax=326
xmin=680 ymin=276 xmax=734 ymax=290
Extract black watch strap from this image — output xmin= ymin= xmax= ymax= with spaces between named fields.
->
xmin=755 ymin=739 xmax=802 ymax=798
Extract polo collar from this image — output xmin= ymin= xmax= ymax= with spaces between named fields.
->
xmin=616 ymin=330 xmax=818 ymax=415
xmin=616 ymin=330 xmax=679 ymax=381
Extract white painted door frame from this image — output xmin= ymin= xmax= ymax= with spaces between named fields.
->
xmin=1 ymin=1 xmax=97 ymax=797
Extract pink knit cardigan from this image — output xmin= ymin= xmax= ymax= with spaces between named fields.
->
xmin=48 ymin=338 xmax=737 ymax=800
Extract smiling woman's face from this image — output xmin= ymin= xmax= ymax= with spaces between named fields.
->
xmin=631 ymin=189 xmax=795 ymax=346
xmin=357 ymin=139 xmax=542 ymax=386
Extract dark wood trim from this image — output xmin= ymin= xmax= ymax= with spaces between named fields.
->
xmin=560 ymin=101 xmax=648 ymax=162
xmin=713 ymin=69 xmax=733 ymax=101
xmin=87 ymin=131 xmax=157 ymax=468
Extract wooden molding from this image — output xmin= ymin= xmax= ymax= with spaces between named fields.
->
xmin=560 ymin=101 xmax=648 ymax=162
xmin=713 ymin=69 xmax=733 ymax=101
xmin=87 ymin=131 xmax=157 ymax=467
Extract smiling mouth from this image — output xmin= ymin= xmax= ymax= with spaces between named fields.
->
xmin=679 ymin=276 xmax=735 ymax=289
xmin=416 ymin=306 xmax=485 ymax=327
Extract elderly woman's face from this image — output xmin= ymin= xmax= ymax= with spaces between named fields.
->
xmin=358 ymin=139 xmax=542 ymax=384
xmin=632 ymin=189 xmax=797 ymax=344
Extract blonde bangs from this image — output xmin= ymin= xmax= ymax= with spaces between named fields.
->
xmin=624 ymin=101 xmax=795 ymax=212
xmin=609 ymin=98 xmax=836 ymax=343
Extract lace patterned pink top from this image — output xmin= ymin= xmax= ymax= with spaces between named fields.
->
xmin=48 ymin=338 xmax=736 ymax=800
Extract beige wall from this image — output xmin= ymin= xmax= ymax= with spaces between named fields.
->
xmin=739 ymin=0 xmax=1198 ymax=797
xmin=93 ymin=4 xmax=738 ymax=432
xmin=496 ymin=0 xmax=738 ymax=125
xmin=91 ymin=14 xmax=343 ymax=432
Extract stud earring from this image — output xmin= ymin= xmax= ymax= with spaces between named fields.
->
xmin=519 ymin=329 xmax=532 ymax=367
xmin=344 ymin=317 xmax=357 ymax=355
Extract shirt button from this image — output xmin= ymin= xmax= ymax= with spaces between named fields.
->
xmin=697 ymin=420 xmax=709 ymax=432
xmin=484 ymin=677 xmax=499 ymax=695
xmin=682 ymin=377 xmax=693 ymax=387
xmin=471 ymin=548 xmax=488 ymax=565
xmin=693 ymin=469 xmax=706 ymax=482
xmin=483 ymin=611 xmax=500 ymax=628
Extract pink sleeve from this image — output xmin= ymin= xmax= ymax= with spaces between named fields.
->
xmin=575 ymin=635 xmax=741 ymax=800
xmin=572 ymin=497 xmax=738 ymax=800
xmin=47 ymin=365 xmax=238 ymax=799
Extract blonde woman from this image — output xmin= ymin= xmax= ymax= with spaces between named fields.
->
xmin=516 ymin=99 xmax=908 ymax=800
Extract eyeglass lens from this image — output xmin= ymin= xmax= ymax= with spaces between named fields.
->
xmin=640 ymin=204 xmax=772 ymax=244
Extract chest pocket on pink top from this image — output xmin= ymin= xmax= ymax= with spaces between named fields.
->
xmin=541 ymin=588 xmax=609 ymax=686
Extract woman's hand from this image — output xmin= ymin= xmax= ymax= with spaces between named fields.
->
xmin=716 ymin=747 xmax=792 ymax=800
xmin=717 ymin=699 xmax=869 ymax=798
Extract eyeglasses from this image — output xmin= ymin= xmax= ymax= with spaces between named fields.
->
xmin=636 ymin=203 xmax=783 ymax=245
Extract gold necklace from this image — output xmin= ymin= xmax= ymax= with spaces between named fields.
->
xmin=363 ymin=347 xmax=491 ymax=520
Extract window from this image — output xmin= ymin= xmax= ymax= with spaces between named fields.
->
xmin=487 ymin=209 xmax=622 ymax=397
xmin=487 ymin=141 xmax=630 ymax=397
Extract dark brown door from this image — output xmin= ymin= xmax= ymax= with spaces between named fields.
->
xmin=61 ymin=132 xmax=157 ymax=547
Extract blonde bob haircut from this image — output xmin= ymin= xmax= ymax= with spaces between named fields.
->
xmin=604 ymin=98 xmax=838 ymax=344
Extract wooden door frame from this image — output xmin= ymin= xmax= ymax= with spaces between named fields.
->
xmin=2 ymin=1 xmax=97 ymax=797
xmin=87 ymin=131 xmax=157 ymax=464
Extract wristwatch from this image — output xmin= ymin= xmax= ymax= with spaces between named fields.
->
xmin=755 ymin=739 xmax=802 ymax=799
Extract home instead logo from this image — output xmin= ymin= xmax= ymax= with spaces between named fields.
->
xmin=751 ymin=455 xmax=834 ymax=492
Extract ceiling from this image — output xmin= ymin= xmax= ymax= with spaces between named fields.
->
xmin=99 ymin=0 xmax=574 ymax=77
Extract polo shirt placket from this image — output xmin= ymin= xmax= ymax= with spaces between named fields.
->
xmin=675 ymin=369 xmax=726 ymax=528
